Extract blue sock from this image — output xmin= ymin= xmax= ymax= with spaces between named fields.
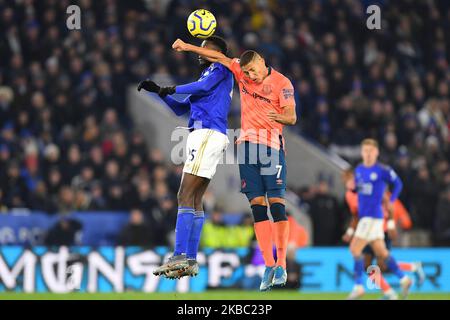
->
xmin=173 ymin=207 xmax=195 ymax=256
xmin=186 ymin=210 xmax=205 ymax=260
xmin=354 ymin=256 xmax=364 ymax=285
xmin=386 ymin=255 xmax=405 ymax=279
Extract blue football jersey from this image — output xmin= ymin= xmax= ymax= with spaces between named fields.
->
xmin=354 ymin=162 xmax=403 ymax=219
xmin=185 ymin=63 xmax=233 ymax=135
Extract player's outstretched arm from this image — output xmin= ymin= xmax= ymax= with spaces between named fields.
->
xmin=175 ymin=68 xmax=226 ymax=95
xmin=172 ymin=39 xmax=232 ymax=69
xmin=137 ymin=79 xmax=189 ymax=116
xmin=161 ymin=96 xmax=190 ymax=116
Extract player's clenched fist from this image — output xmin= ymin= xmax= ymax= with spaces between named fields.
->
xmin=172 ymin=39 xmax=189 ymax=52
xmin=137 ymin=79 xmax=175 ymax=97
xmin=137 ymin=79 xmax=160 ymax=93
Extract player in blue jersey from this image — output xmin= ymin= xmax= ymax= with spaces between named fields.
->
xmin=137 ymin=36 xmax=233 ymax=279
xmin=347 ymin=139 xmax=412 ymax=299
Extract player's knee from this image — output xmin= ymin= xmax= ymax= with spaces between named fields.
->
xmin=251 ymin=204 xmax=269 ymax=222
xmin=177 ymin=187 xmax=194 ymax=206
xmin=350 ymin=247 xmax=358 ymax=257
xmin=193 ymin=192 xmax=203 ymax=210
xmin=267 ymin=197 xmax=285 ymax=205
xmin=269 ymin=202 xmax=287 ymax=222
xmin=350 ymin=243 xmax=362 ymax=257
xmin=249 ymin=196 xmax=266 ymax=206
xmin=377 ymin=251 xmax=389 ymax=260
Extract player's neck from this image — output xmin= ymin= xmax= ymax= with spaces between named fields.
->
xmin=262 ymin=66 xmax=270 ymax=81
xmin=362 ymin=161 xmax=377 ymax=167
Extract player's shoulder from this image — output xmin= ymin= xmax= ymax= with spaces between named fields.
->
xmin=271 ymin=68 xmax=292 ymax=83
xmin=209 ymin=62 xmax=232 ymax=76
xmin=229 ymin=58 xmax=241 ymax=69
xmin=376 ymin=162 xmax=393 ymax=172
xmin=271 ymin=68 xmax=294 ymax=94
xmin=210 ymin=62 xmax=225 ymax=71
xmin=355 ymin=163 xmax=364 ymax=171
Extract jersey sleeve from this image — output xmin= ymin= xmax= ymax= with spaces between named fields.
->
xmin=381 ymin=166 xmax=403 ymax=202
xmin=345 ymin=191 xmax=358 ymax=215
xmin=160 ymin=95 xmax=190 ymax=116
xmin=394 ymin=199 xmax=412 ymax=230
xmin=279 ymin=78 xmax=295 ymax=107
xmin=229 ymin=58 xmax=244 ymax=80
xmin=175 ymin=66 xmax=226 ymax=95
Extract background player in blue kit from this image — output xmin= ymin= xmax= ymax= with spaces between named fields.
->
xmin=137 ymin=36 xmax=233 ymax=279
xmin=347 ymin=139 xmax=413 ymax=299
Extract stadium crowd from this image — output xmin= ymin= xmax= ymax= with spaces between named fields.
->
xmin=0 ymin=0 xmax=450 ymax=246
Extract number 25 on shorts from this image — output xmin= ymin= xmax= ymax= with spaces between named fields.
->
xmin=188 ymin=148 xmax=197 ymax=162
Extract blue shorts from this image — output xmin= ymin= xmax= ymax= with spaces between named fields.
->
xmin=238 ymin=141 xmax=287 ymax=201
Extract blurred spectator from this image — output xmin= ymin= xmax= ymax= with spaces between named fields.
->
xmin=57 ymin=185 xmax=75 ymax=214
xmin=201 ymin=209 xmax=253 ymax=248
xmin=201 ymin=210 xmax=225 ymax=248
xmin=307 ymin=180 xmax=341 ymax=246
xmin=0 ymin=189 xmax=7 ymax=213
xmin=88 ymin=181 xmax=107 ymax=210
xmin=44 ymin=217 xmax=82 ymax=246
xmin=118 ymin=208 xmax=153 ymax=246
xmin=434 ymin=188 xmax=450 ymax=246
xmin=29 ymin=181 xmax=56 ymax=213
xmin=131 ymin=178 xmax=158 ymax=214
xmin=409 ymin=166 xmax=439 ymax=230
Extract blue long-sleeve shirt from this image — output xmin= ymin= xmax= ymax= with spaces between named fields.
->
xmin=354 ymin=162 xmax=403 ymax=219
xmin=158 ymin=63 xmax=233 ymax=135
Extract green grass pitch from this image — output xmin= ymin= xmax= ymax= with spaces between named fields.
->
xmin=0 ymin=290 xmax=449 ymax=300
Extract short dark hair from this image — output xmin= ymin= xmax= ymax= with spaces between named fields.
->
xmin=205 ymin=35 xmax=228 ymax=55
xmin=239 ymin=50 xmax=258 ymax=66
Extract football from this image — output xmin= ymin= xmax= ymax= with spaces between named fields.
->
xmin=187 ymin=9 xmax=217 ymax=39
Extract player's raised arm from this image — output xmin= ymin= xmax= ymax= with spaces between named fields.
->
xmin=172 ymin=39 xmax=232 ymax=69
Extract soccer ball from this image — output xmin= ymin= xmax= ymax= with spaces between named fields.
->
xmin=187 ymin=9 xmax=217 ymax=39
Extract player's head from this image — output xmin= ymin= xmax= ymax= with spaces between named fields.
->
xmin=361 ymin=139 xmax=379 ymax=166
xmin=342 ymin=168 xmax=354 ymax=182
xmin=199 ymin=35 xmax=228 ymax=66
xmin=239 ymin=50 xmax=267 ymax=83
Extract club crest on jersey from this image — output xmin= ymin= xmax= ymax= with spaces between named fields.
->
xmin=282 ymin=88 xmax=294 ymax=99
xmin=370 ymin=172 xmax=378 ymax=181
xmin=241 ymin=179 xmax=247 ymax=189
xmin=262 ymin=84 xmax=272 ymax=95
